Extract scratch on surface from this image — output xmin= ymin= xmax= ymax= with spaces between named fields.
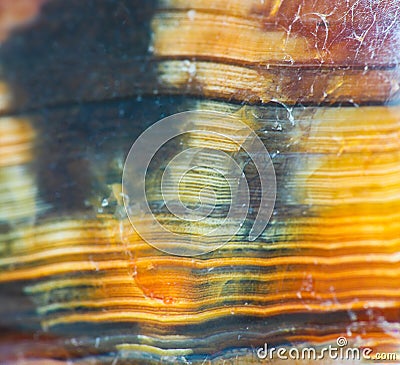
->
xmin=325 ymin=79 xmax=344 ymax=99
xmin=111 ymin=354 xmax=119 ymax=365
xmin=309 ymin=11 xmax=334 ymax=52
xmin=352 ymin=12 xmax=376 ymax=60
xmin=271 ymin=98 xmax=295 ymax=126
xmin=283 ymin=3 xmax=302 ymax=49
xmin=269 ymin=0 xmax=284 ymax=17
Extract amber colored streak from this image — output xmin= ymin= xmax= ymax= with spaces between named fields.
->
xmin=158 ymin=61 xmax=399 ymax=105
xmin=0 ymin=210 xmax=398 ymax=324
xmin=2 ymin=208 xmax=400 ymax=270
xmin=5 ymin=239 xmax=400 ymax=319
xmin=32 ymin=271 xmax=400 ymax=313
xmin=152 ymin=12 xmax=319 ymax=65
xmin=158 ymin=0 xmax=274 ymax=18
xmin=153 ymin=7 xmax=400 ymax=66
xmin=58 ymin=102 xmax=400 ymax=327
xmin=0 ymin=218 xmax=124 ymax=255
xmin=296 ymin=108 xmax=400 ymax=201
xmin=1 ymin=212 xmax=399 ymax=327
xmin=27 ymin=272 xmax=400 ymax=303
xmin=0 ymin=116 xmax=39 ymax=222
xmin=156 ymin=1 xmax=400 ymax=65
xmin=0 ymin=117 xmax=36 ymax=166
xmin=5 ymin=210 xmax=400 ymax=267
xmin=293 ymin=106 xmax=400 ymax=154
xmin=41 ymin=299 xmax=400 ymax=328
xmin=1 ymin=216 xmax=398 ymax=257
xmin=159 ymin=0 xmax=395 ymax=26
xmin=0 ymin=0 xmax=49 ymax=41
xmin=2 ymin=104 xmax=400 ymax=334
xmin=3 ymin=246 xmax=400 ymax=281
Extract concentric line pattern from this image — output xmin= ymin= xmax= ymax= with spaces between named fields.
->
xmin=1 ymin=104 xmax=400 ymax=362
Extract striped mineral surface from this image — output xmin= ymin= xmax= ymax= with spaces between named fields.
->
xmin=0 ymin=0 xmax=400 ymax=364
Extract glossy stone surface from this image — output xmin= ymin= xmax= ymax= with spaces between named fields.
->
xmin=1 ymin=1 xmax=400 ymax=364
